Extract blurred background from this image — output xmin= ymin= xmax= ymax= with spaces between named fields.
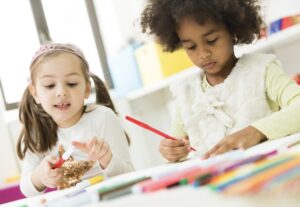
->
xmin=0 ymin=0 xmax=300 ymax=193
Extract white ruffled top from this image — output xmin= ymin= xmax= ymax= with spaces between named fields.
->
xmin=170 ymin=53 xmax=275 ymax=156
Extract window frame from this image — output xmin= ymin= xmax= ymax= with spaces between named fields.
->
xmin=0 ymin=0 xmax=112 ymax=110
xmin=0 ymin=79 xmax=19 ymax=110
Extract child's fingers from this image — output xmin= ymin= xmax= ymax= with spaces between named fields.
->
xmin=98 ymin=148 xmax=112 ymax=169
xmin=210 ymin=145 xmax=231 ymax=157
xmin=204 ymin=140 xmax=236 ymax=158
xmin=180 ymin=138 xmax=189 ymax=145
xmin=72 ymin=140 xmax=89 ymax=152
xmin=72 ymin=138 xmax=98 ymax=153
xmin=87 ymin=138 xmax=98 ymax=149
xmin=48 ymin=169 xmax=61 ymax=177
xmin=89 ymin=139 xmax=105 ymax=161
xmin=97 ymin=141 xmax=109 ymax=159
xmin=203 ymin=143 xmax=222 ymax=159
xmin=44 ymin=175 xmax=61 ymax=188
xmin=98 ymin=145 xmax=110 ymax=161
xmin=44 ymin=155 xmax=60 ymax=170
xmin=73 ymin=137 xmax=109 ymax=160
xmin=44 ymin=156 xmax=61 ymax=175
xmin=45 ymin=155 xmax=59 ymax=164
xmin=160 ymin=144 xmax=189 ymax=155
xmin=161 ymin=139 xmax=186 ymax=148
xmin=163 ymin=151 xmax=187 ymax=162
xmin=94 ymin=139 xmax=105 ymax=155
xmin=159 ymin=142 xmax=189 ymax=163
xmin=159 ymin=138 xmax=190 ymax=162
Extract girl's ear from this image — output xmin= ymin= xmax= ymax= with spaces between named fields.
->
xmin=28 ymin=84 xmax=40 ymax=104
xmin=85 ymin=82 xmax=91 ymax=99
xmin=233 ymin=35 xmax=238 ymax=44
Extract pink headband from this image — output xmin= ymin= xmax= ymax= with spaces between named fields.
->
xmin=30 ymin=43 xmax=89 ymax=71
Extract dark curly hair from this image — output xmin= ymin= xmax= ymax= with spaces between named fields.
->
xmin=141 ymin=0 xmax=263 ymax=52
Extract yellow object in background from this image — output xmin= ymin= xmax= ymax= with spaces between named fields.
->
xmin=4 ymin=175 xmax=20 ymax=183
xmin=135 ymin=42 xmax=193 ymax=86
xmin=75 ymin=174 xmax=105 ymax=190
xmin=88 ymin=174 xmax=105 ymax=185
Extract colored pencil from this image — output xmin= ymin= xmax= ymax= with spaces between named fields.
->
xmin=125 ymin=115 xmax=196 ymax=151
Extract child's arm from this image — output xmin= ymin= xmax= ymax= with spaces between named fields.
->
xmin=99 ymin=109 xmax=134 ymax=176
xmin=250 ymin=60 xmax=300 ymax=139
xmin=74 ymin=107 xmax=134 ymax=177
xmin=160 ymin=105 xmax=190 ymax=162
xmin=72 ymin=138 xmax=112 ymax=169
xmin=20 ymin=153 xmax=62 ymax=197
xmin=204 ymin=60 xmax=300 ymax=158
xmin=31 ymin=155 xmax=61 ymax=191
xmin=159 ymin=137 xmax=190 ymax=162
xmin=170 ymin=104 xmax=188 ymax=139
xmin=203 ymin=126 xmax=266 ymax=158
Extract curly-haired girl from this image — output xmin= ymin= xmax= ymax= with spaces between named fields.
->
xmin=141 ymin=0 xmax=300 ymax=162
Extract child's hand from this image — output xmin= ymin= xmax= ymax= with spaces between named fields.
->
xmin=159 ymin=138 xmax=190 ymax=162
xmin=203 ymin=126 xmax=266 ymax=159
xmin=72 ymin=137 xmax=112 ymax=169
xmin=31 ymin=155 xmax=62 ymax=191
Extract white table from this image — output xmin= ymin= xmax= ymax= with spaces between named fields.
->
xmin=4 ymin=133 xmax=300 ymax=207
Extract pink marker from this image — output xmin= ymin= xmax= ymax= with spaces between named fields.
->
xmin=52 ymin=146 xmax=75 ymax=169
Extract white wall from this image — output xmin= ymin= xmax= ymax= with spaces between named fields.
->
xmin=94 ymin=0 xmax=147 ymax=58
xmin=115 ymin=89 xmax=172 ymax=169
xmin=0 ymin=93 xmax=19 ymax=181
xmin=262 ymin=0 xmax=300 ymax=23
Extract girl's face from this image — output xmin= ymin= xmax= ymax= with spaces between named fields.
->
xmin=30 ymin=53 xmax=91 ymax=128
xmin=176 ymin=17 xmax=237 ymax=81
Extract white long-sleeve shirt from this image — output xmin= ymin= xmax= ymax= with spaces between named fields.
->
xmin=20 ymin=104 xmax=134 ymax=197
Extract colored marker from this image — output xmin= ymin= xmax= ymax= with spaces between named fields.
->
xmin=76 ymin=175 xmax=105 ymax=190
xmin=288 ymin=140 xmax=300 ymax=148
xmin=224 ymin=157 xmax=300 ymax=194
xmin=47 ymin=190 xmax=99 ymax=207
xmin=125 ymin=115 xmax=196 ymax=151
xmin=222 ymin=149 xmax=278 ymax=172
xmin=98 ymin=176 xmax=151 ymax=200
xmin=210 ymin=155 xmax=294 ymax=191
xmin=52 ymin=145 xmax=75 ymax=169
xmin=133 ymin=166 xmax=212 ymax=193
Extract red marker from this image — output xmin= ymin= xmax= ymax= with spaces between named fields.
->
xmin=125 ymin=115 xmax=196 ymax=151
xmin=52 ymin=146 xmax=75 ymax=169
xmin=133 ymin=166 xmax=211 ymax=193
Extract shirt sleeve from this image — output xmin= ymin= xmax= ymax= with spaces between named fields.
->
xmin=170 ymin=104 xmax=188 ymax=138
xmin=99 ymin=109 xmax=134 ymax=177
xmin=19 ymin=151 xmax=46 ymax=197
xmin=251 ymin=60 xmax=300 ymax=139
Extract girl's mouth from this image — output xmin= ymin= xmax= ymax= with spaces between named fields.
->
xmin=202 ymin=61 xmax=216 ymax=70
xmin=55 ymin=103 xmax=71 ymax=110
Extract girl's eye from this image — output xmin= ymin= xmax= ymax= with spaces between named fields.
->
xmin=44 ymin=84 xmax=55 ymax=89
xmin=68 ymin=83 xmax=78 ymax=87
xmin=207 ymin=37 xmax=218 ymax=44
xmin=187 ymin=45 xmax=196 ymax=50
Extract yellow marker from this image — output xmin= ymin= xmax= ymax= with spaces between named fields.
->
xmin=76 ymin=175 xmax=105 ymax=189
xmin=5 ymin=175 xmax=20 ymax=183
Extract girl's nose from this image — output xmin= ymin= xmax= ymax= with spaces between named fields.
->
xmin=56 ymin=87 xmax=68 ymax=97
xmin=56 ymin=92 xmax=68 ymax=97
xmin=198 ymin=48 xmax=212 ymax=60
